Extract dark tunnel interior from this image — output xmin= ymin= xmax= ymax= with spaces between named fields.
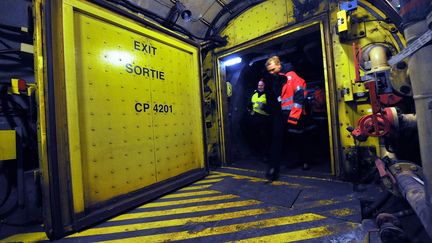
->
xmin=222 ymin=24 xmax=332 ymax=174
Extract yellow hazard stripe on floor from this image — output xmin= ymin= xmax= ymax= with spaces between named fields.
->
xmin=162 ymin=190 xmax=220 ymax=199
xmin=230 ymin=222 xmax=359 ymax=242
xmin=328 ymin=208 xmax=356 ymax=217
xmin=68 ymin=207 xmax=276 ymax=238
xmin=178 ymin=184 xmax=212 ymax=191
xmin=102 ymin=212 xmax=326 ymax=242
xmin=139 ymin=194 xmax=238 ymax=208
xmin=205 ymin=174 xmax=228 ymax=179
xmin=193 ymin=178 xmax=224 ymax=184
xmin=110 ymin=200 xmax=261 ymax=221
xmin=292 ymin=199 xmax=338 ymax=210
xmin=213 ymin=171 xmax=313 ymax=188
xmin=1 ymin=232 xmax=48 ymax=242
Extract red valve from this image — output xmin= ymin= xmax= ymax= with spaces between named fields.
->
xmin=379 ymin=93 xmax=403 ymax=106
xmin=357 ymin=113 xmax=391 ymax=137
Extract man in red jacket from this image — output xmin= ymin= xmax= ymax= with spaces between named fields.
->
xmin=264 ymin=56 xmax=309 ymax=181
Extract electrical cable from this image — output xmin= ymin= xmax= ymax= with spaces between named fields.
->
xmin=0 ymin=30 xmax=31 ymax=44
xmin=0 ymin=85 xmax=17 ymax=129
xmin=153 ymin=0 xmax=172 ymax=8
xmin=189 ymin=1 xmax=217 ymax=23
xmin=0 ymin=170 xmax=10 ymax=208
xmin=0 ymin=39 xmax=12 ymax=49
xmin=0 ymin=85 xmax=38 ymax=156
xmin=0 ymin=54 xmax=22 ymax=62
xmin=102 ymin=0 xmax=227 ymax=43
xmin=363 ymin=191 xmax=392 ymax=218
xmin=0 ymin=187 xmax=18 ymax=218
xmin=104 ymin=0 xmax=198 ymax=39
xmin=117 ymin=0 xmax=166 ymax=22
xmin=350 ymin=15 xmax=392 ymax=24
xmin=0 ymin=49 xmax=20 ymax=54
xmin=0 ymin=23 xmax=23 ymax=33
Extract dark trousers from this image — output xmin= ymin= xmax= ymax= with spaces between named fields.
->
xmin=268 ymin=111 xmax=284 ymax=172
xmin=269 ymin=110 xmax=309 ymax=172
xmin=282 ymin=110 xmax=314 ymax=164
xmin=249 ymin=113 xmax=271 ymax=158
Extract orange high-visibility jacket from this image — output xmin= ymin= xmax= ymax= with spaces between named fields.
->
xmin=279 ymin=71 xmax=307 ymax=125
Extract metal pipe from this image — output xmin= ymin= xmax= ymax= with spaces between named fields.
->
xmin=380 ymin=141 xmax=397 ymax=162
xmin=393 ymin=168 xmax=432 ymax=238
xmin=369 ymin=45 xmax=389 ymax=72
xmin=403 ymin=19 xmax=432 ymax=208
xmin=390 ymin=2 xmax=432 ymax=236
xmin=399 ymin=114 xmax=417 ymax=131
xmin=399 ymin=0 xmax=432 ymax=209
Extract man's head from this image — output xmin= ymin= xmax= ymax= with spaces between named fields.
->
xmin=265 ymin=56 xmax=282 ymax=75
xmin=257 ymin=80 xmax=265 ymax=92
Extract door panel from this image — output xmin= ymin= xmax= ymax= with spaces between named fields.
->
xmin=36 ymin=0 xmax=206 ymax=238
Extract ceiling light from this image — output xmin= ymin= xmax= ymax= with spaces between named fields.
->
xmin=176 ymin=1 xmax=192 ymax=22
xmin=223 ymin=57 xmax=242 ymax=66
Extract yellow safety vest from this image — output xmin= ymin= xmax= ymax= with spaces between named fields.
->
xmin=251 ymin=92 xmax=269 ymax=116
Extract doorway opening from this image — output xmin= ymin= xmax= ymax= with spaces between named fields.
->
xmin=219 ymin=24 xmax=333 ymax=175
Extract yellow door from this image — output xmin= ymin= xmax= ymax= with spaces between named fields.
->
xmin=35 ymin=0 xmax=207 ymax=239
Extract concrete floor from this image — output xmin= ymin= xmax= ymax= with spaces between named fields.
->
xmin=1 ymin=166 xmax=373 ymax=242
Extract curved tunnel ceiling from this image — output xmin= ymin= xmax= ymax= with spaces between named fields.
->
xmin=115 ymin=0 xmax=401 ymax=41
xmin=112 ymin=0 xmax=265 ymax=40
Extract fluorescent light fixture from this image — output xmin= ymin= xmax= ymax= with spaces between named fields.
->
xmin=224 ymin=57 xmax=242 ymax=66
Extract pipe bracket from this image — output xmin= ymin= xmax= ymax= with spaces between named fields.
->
xmin=413 ymin=93 xmax=432 ymax=100
xmin=389 ymin=162 xmax=424 ymax=181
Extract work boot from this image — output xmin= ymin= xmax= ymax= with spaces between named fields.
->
xmin=265 ymin=167 xmax=279 ymax=181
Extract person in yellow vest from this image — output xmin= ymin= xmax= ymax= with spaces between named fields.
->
xmin=247 ymin=80 xmax=271 ymax=162
xmin=250 ymin=80 xmax=269 ymax=116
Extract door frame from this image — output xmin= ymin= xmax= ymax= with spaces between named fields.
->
xmin=214 ymin=16 xmax=341 ymax=175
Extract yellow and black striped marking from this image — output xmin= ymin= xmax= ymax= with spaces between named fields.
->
xmin=2 ymin=169 xmax=364 ymax=242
